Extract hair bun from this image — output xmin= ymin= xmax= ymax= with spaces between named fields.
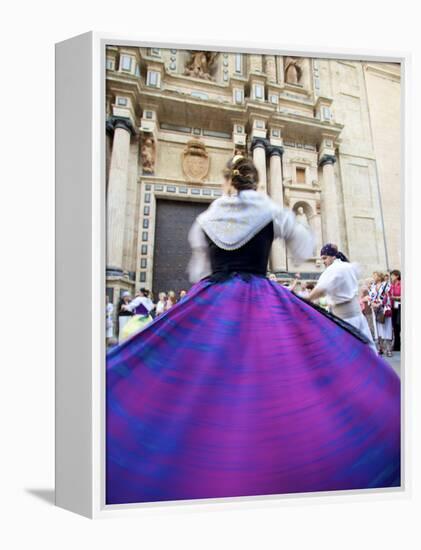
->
xmin=224 ymin=156 xmax=259 ymax=191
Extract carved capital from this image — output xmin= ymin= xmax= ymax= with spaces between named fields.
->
xmin=319 ymin=154 xmax=337 ymax=167
xmin=106 ymin=267 xmax=124 ymax=277
xmin=106 ymin=116 xmax=136 ymax=136
xmin=251 ymin=137 xmax=269 ymax=152
xmin=268 ymin=145 xmax=284 ymax=158
xmin=106 ymin=119 xmax=115 ymax=136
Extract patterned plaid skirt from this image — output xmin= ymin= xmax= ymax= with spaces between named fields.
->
xmin=106 ymin=274 xmax=400 ymax=504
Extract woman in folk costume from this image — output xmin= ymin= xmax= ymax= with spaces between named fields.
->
xmin=117 ymin=291 xmax=133 ymax=343
xmin=118 ymin=288 xmax=155 ymax=343
xmin=106 ymin=155 xmax=400 ymax=505
xmin=307 ymin=244 xmax=377 ymax=354
xmin=378 ymin=288 xmax=394 ymax=357
xmin=369 ymin=272 xmax=392 ymax=355
xmin=155 ymin=291 xmax=167 ymax=317
xmin=371 ymin=274 xmax=394 ymax=357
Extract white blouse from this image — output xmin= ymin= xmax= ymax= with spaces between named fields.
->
xmin=315 ymin=259 xmax=361 ymax=306
xmin=187 ymin=190 xmax=315 ymax=283
xmin=125 ymin=296 xmax=155 ymax=313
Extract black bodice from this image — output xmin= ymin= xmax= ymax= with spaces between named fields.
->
xmin=205 ymin=221 xmax=274 ymax=281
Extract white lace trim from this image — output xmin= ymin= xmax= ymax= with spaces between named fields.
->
xmin=196 ymin=190 xmax=280 ymax=251
xmin=186 ymin=190 xmax=315 ymax=282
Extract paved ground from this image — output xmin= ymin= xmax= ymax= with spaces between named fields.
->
xmin=384 ymin=351 xmax=401 ymax=377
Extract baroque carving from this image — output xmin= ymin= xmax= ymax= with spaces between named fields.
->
xmin=182 ymin=139 xmax=210 ymax=182
xmin=141 ymin=135 xmax=156 ymax=174
xmin=284 ymin=57 xmax=302 ymax=85
xmin=234 ymin=147 xmax=246 ymax=156
xmin=294 ymin=205 xmax=310 ymax=227
xmin=184 ymin=51 xmax=218 ymax=81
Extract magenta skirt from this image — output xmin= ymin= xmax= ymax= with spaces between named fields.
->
xmin=106 ymin=275 xmax=400 ymax=504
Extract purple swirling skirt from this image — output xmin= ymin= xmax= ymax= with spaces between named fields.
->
xmin=106 ymin=275 xmax=400 ymax=504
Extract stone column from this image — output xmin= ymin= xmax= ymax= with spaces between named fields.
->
xmin=251 ymin=138 xmax=268 ymax=193
xmin=312 ymin=202 xmax=324 ymax=254
xmin=319 ymin=154 xmax=340 ymax=246
xmin=105 ymin=122 xmax=114 ymax=190
xmin=107 ymin=117 xmax=133 ymax=274
xmin=276 ymin=56 xmax=285 ymax=85
xmin=268 ymin=146 xmax=287 ymax=271
xmin=264 ymin=55 xmax=277 ymax=82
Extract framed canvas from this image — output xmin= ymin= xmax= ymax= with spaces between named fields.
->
xmin=55 ymin=32 xmax=409 ymax=518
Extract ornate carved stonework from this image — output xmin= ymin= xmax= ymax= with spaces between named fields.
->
xmin=294 ymin=205 xmax=310 ymax=227
xmin=141 ymin=135 xmax=156 ymax=174
xmin=182 ymin=139 xmax=210 ymax=182
xmin=184 ymin=51 xmax=218 ymax=81
xmin=234 ymin=147 xmax=246 ymax=156
xmin=284 ymin=57 xmax=302 ymax=84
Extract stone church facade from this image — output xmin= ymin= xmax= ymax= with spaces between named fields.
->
xmin=105 ymin=46 xmax=401 ymax=303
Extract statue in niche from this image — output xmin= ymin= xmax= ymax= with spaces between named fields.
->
xmin=284 ymin=57 xmax=302 ymax=85
xmin=295 ymin=205 xmax=310 ymax=227
xmin=184 ymin=51 xmax=218 ymax=81
xmin=141 ymin=136 xmax=155 ymax=174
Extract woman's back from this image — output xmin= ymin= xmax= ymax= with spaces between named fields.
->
xmin=205 ymin=222 xmax=274 ymax=278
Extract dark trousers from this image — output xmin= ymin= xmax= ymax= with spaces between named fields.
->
xmin=392 ymin=306 xmax=401 ymax=351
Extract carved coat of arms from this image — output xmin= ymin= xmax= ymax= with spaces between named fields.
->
xmin=182 ymin=140 xmax=210 ymax=182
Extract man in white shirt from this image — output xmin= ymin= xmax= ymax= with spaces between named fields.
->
xmin=308 ymin=243 xmax=377 ymax=353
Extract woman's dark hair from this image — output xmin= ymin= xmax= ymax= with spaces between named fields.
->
xmin=224 ymin=156 xmax=258 ymax=191
xmin=390 ymin=270 xmax=401 ymax=280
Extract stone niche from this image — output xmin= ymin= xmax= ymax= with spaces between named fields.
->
xmin=292 ymin=199 xmax=323 ymax=255
xmin=283 ymin=57 xmax=312 ymax=91
xmin=282 ymin=145 xmax=323 ymax=273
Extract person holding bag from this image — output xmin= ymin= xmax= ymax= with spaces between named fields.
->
xmin=370 ymin=272 xmax=393 ymax=356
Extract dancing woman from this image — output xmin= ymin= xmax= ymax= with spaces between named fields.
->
xmin=106 ymin=155 xmax=400 ymax=505
xmin=118 ymin=288 xmax=155 ymax=343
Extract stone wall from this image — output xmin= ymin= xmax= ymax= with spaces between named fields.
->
xmin=105 ymin=47 xmax=401 ymax=314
